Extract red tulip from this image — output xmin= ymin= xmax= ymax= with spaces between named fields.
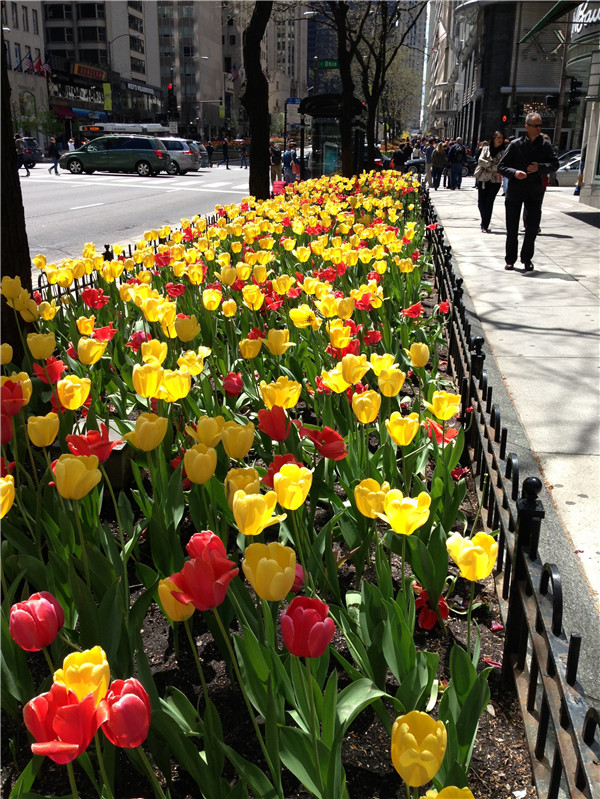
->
xmin=296 ymin=424 xmax=348 ymax=461
xmin=422 ymin=419 xmax=458 ymax=446
xmin=91 ymin=323 xmax=118 ymax=341
xmin=223 ymin=371 xmax=243 ymax=397
xmin=362 ymin=330 xmax=383 ymax=346
xmin=23 ymin=682 xmax=107 ymax=764
xmin=125 ymin=331 xmax=152 ymax=352
xmin=414 ymin=585 xmax=449 ymax=631
xmin=291 ymin=563 xmax=308 ymax=593
xmin=101 ymin=678 xmax=150 ymax=748
xmin=32 ymin=356 xmax=67 ymax=385
xmin=0 ymin=380 xmax=26 ymax=417
xmin=9 ymin=591 xmax=65 ymax=652
xmin=402 ymin=302 xmax=424 ymax=319
xmin=1 ymin=413 xmax=13 ymax=445
xmin=169 ymin=533 xmax=239 ymax=611
xmin=257 ymin=406 xmax=291 ymax=442
xmin=261 ymin=453 xmax=302 ymax=489
xmin=81 ymin=287 xmax=110 ymax=309
xmin=66 ymin=423 xmax=121 ymax=463
xmin=281 ymin=596 xmax=335 ymax=658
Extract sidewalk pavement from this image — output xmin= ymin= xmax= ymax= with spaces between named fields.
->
xmin=429 ymin=180 xmax=600 ymax=700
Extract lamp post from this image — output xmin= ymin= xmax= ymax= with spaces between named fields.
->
xmin=106 ymin=33 xmax=140 ymax=121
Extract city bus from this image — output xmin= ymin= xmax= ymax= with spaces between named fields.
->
xmin=79 ymin=123 xmax=172 ymax=139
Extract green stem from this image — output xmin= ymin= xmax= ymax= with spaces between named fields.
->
xmin=467 ymin=580 xmax=475 ymax=658
xmin=401 ymin=535 xmax=406 ymax=589
xmin=94 ymin=734 xmax=115 ymax=799
xmin=72 ymin=500 xmax=91 ymax=588
xmin=212 ymin=608 xmax=283 ymax=798
xmin=66 ymin=761 xmax=80 ymax=799
xmin=304 ymin=657 xmax=326 ymax=798
xmin=19 ymin=409 xmax=40 ymax=489
xmin=99 ymin=463 xmax=124 ymax=549
xmin=470 ymin=473 xmax=488 ymax=538
xmin=135 ymin=747 xmax=168 ymax=799
xmin=42 ymin=646 xmax=55 ymax=675
xmin=183 ymin=618 xmax=210 ymax=708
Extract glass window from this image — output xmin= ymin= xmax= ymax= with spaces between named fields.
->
xmin=128 ymin=1 xmax=143 ymax=10
xmin=21 ymin=5 xmax=28 ymax=31
xmin=229 ymin=35 xmax=236 ymax=45
xmin=110 ymin=137 xmax=136 ymax=150
xmin=32 ymin=8 xmax=38 ymax=33
xmin=136 ymin=139 xmax=152 ymax=150
xmin=130 ymin=57 xmax=145 ymax=74
xmin=77 ymin=3 xmax=104 ymax=20
xmin=87 ymin=138 xmax=110 ymax=152
xmin=183 ymin=45 xmax=194 ymax=58
xmin=128 ymin=14 xmax=143 ymax=32
xmin=14 ymin=43 xmax=21 ymax=70
xmin=131 ymin=35 xmax=144 ymax=53
xmin=78 ymin=26 xmax=105 ymax=42
xmin=45 ymin=4 xmax=72 ymax=20
xmin=11 ymin=2 xmax=18 ymax=27
xmin=1 ymin=4 xmax=7 ymax=27
xmin=5 ymin=44 xmax=11 ymax=70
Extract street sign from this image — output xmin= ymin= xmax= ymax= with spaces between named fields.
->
xmin=318 ymin=59 xmax=338 ymax=69
xmin=286 ymin=97 xmax=302 ymax=104
xmin=169 ymin=121 xmax=178 ymax=133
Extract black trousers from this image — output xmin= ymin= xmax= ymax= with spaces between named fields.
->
xmin=477 ymin=181 xmax=501 ymax=230
xmin=504 ymin=189 xmax=544 ymax=265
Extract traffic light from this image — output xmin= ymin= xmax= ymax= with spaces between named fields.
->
xmin=567 ymin=76 xmax=584 ymax=108
xmin=502 ymin=113 xmax=509 ymax=124
xmin=167 ymin=83 xmax=178 ymax=118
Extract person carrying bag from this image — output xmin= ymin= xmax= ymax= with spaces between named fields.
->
xmin=474 ymin=131 xmax=506 ymax=233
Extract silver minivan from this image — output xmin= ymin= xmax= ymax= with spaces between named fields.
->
xmin=161 ymin=138 xmax=200 ymax=175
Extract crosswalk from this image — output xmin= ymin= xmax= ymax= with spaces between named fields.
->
xmin=23 ymin=170 xmax=250 ymax=194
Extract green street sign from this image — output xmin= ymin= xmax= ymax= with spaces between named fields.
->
xmin=318 ymin=59 xmax=338 ymax=69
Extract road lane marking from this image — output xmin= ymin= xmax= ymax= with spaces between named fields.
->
xmin=70 ymin=203 xmax=105 ymax=209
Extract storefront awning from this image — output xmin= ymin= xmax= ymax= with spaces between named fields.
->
xmin=53 ymin=107 xmax=76 ymax=119
xmin=519 ymin=1 xmax=580 ymax=43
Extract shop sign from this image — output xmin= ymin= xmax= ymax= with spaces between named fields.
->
xmin=571 ymin=2 xmax=600 ymax=41
xmin=73 ymin=63 xmax=107 ymax=81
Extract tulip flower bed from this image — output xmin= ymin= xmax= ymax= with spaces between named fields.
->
xmin=1 ymin=171 xmax=534 ymax=799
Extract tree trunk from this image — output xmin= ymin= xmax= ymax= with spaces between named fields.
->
xmin=329 ymin=2 xmax=355 ymax=178
xmin=240 ymin=2 xmax=273 ymax=201
xmin=1 ymin=32 xmax=33 ymax=363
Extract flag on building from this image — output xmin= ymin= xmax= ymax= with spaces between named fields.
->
xmin=33 ymin=55 xmax=42 ymax=74
xmin=231 ymin=63 xmax=239 ymax=80
xmin=40 ymin=59 xmax=52 ymax=77
xmin=23 ymin=51 xmax=35 ymax=73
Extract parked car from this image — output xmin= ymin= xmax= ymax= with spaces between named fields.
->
xmin=191 ymin=141 xmax=210 ymax=168
xmin=557 ymin=148 xmax=581 ymax=167
xmin=22 ymin=137 xmax=43 ymax=168
xmin=58 ymin=135 xmax=170 ymax=176
xmin=363 ymin=146 xmax=391 ymax=171
xmin=160 ymin=137 xmax=200 ymax=174
xmin=554 ymin=155 xmax=582 ymax=187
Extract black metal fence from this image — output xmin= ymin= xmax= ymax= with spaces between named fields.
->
xmin=422 ymin=189 xmax=599 ymax=799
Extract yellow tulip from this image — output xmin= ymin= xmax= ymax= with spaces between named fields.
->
xmin=377 ymin=490 xmax=431 ymax=536
xmin=354 ymin=478 xmax=391 ymax=519
xmin=224 ymin=467 xmax=261 ymax=509
xmin=242 ymin=284 xmax=265 ymax=311
xmin=76 ymin=316 xmax=95 ymax=336
xmin=53 ymin=453 xmax=102 ymax=500
xmin=132 ymin=362 xmax=164 ymax=398
xmin=141 ymin=339 xmax=168 ymax=365
xmin=53 ymin=646 xmax=110 ymax=706
xmin=177 ymin=350 xmax=205 ymax=375
xmin=1 ymin=343 xmax=13 ymax=364
xmin=316 ymin=295 xmax=340 ymax=319
xmin=263 ymin=329 xmax=296 ymax=356
xmin=391 ymin=711 xmax=447 ymax=786
xmin=27 ymin=413 xmax=59 ymax=448
xmin=424 ymin=391 xmax=461 ymax=422
xmin=370 ymin=353 xmax=396 ymax=376
xmin=222 ymin=298 xmax=237 ymax=318
xmin=1 ymin=275 xmax=22 ymax=300
xmin=242 ymin=542 xmax=296 ymax=601
xmin=56 ymin=376 xmax=91 ymax=410
xmin=38 ymin=300 xmax=58 ymax=321
xmin=77 ymin=337 xmax=107 ymax=366
xmin=446 ymin=532 xmax=498 ymax=582
xmin=408 ymin=342 xmax=429 ymax=368
xmin=341 ymin=354 xmax=370 ymax=385
xmin=327 ymin=319 xmax=352 ymax=350
xmin=289 ymin=304 xmax=321 ymax=331
xmin=386 ymin=412 xmax=420 ymax=447
xmin=320 ymin=367 xmax=351 ymax=394
xmin=294 ymin=246 xmax=311 ymax=263
xmin=175 ymin=315 xmax=201 ymax=342
xmin=378 ymin=366 xmax=406 ymax=397
xmin=259 ymin=376 xmax=302 ymax=410
xmin=253 ymin=264 xmax=268 ymax=283
xmin=233 ymin=489 xmax=287 ymax=537
xmin=157 ymin=369 xmax=192 ymax=402
xmin=336 ymin=296 xmax=355 ymax=320
xmin=221 ymin=420 xmax=255 ymax=460
xmin=203 ymin=288 xmax=223 ymax=311
xmin=123 ymin=413 xmax=168 ymax=451
xmin=272 ymin=274 xmax=297 ymax=295
xmin=0 ymin=475 xmax=15 ymax=518
xmin=273 ymin=463 xmax=313 ymax=510
xmin=434 ymin=789 xmax=475 ymax=799
xmin=185 ymin=415 xmax=225 ymax=448
xmin=239 ymin=338 xmax=263 ymax=359
xmin=158 ymin=578 xmax=195 ymax=622
xmin=352 ymin=390 xmax=381 ymax=424
xmin=27 ymin=332 xmax=56 ymax=360
xmin=183 ymin=444 xmax=217 ymax=485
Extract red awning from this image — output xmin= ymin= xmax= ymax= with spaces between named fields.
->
xmin=53 ymin=107 xmax=76 ymax=119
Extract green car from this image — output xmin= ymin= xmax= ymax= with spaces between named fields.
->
xmin=59 ymin=135 xmax=171 ymax=176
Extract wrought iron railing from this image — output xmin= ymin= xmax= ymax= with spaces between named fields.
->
xmin=422 ymin=188 xmax=599 ymax=799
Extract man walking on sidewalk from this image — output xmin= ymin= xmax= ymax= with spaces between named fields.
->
xmin=498 ymin=112 xmax=558 ymax=271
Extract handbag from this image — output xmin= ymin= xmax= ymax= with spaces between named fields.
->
xmin=291 ymin=161 xmax=300 ymax=176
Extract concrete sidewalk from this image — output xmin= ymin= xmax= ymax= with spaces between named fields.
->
xmin=429 ymin=180 xmax=600 ymax=699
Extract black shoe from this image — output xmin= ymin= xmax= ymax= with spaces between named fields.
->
xmin=505 ymin=263 xmax=514 ymax=271
xmin=524 ymin=262 xmax=534 ymax=272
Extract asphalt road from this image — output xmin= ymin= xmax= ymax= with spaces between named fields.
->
xmin=18 ymin=164 xmax=251 ymax=270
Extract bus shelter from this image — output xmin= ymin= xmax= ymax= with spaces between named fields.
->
xmin=298 ymin=94 xmax=367 ymax=180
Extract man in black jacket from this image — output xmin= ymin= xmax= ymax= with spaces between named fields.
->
xmin=498 ymin=113 xmax=559 ymax=271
